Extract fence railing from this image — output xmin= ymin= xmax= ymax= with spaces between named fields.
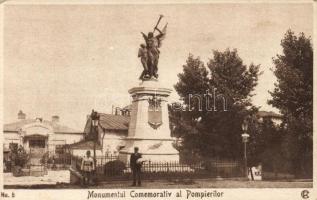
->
xmin=44 ymin=153 xmax=72 ymax=170
xmin=71 ymin=155 xmax=244 ymax=181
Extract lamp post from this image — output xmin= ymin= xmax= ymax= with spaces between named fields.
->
xmin=90 ymin=110 xmax=100 ymax=169
xmin=241 ymin=120 xmax=250 ymax=179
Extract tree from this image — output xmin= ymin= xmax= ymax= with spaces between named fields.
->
xmin=174 ymin=50 xmax=260 ymax=160
xmin=174 ymin=54 xmax=209 ymax=121
xmin=172 ymin=55 xmax=209 ymax=163
xmin=268 ymin=30 xmax=313 ymax=178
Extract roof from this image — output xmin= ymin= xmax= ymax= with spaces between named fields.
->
xmin=3 ymin=119 xmax=82 ymax=134
xmin=84 ymin=113 xmax=130 ymax=135
xmin=257 ymin=111 xmax=282 ymax=119
xmin=99 ymin=113 xmax=129 ymax=130
xmin=68 ymin=140 xmax=102 ymax=150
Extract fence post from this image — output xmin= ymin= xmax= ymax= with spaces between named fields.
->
xmin=100 ymin=156 xmax=103 ymax=174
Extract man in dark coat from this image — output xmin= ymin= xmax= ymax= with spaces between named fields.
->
xmin=130 ymin=147 xmax=142 ymax=186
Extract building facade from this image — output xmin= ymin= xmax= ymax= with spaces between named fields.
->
xmin=80 ymin=108 xmax=283 ymax=158
xmin=78 ymin=112 xmax=129 ymax=157
xmin=256 ymin=111 xmax=282 ymax=125
xmin=3 ymin=111 xmax=83 ymax=160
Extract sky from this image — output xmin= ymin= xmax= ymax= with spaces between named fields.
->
xmin=3 ymin=3 xmax=313 ymax=130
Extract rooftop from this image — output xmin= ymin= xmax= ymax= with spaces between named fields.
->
xmin=3 ymin=119 xmax=82 ymax=134
xmin=67 ymin=140 xmax=102 ymax=150
xmin=99 ymin=113 xmax=130 ymax=130
xmin=257 ymin=111 xmax=282 ymax=119
xmin=84 ymin=113 xmax=130 ymax=135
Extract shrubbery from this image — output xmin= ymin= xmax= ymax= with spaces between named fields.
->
xmin=104 ymin=160 xmax=126 ymax=176
xmin=10 ymin=145 xmax=29 ymax=176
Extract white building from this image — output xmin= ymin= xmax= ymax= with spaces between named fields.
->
xmin=3 ymin=111 xmax=83 ymax=159
xmin=256 ymin=111 xmax=282 ymax=125
xmin=70 ymin=112 xmax=129 ymax=157
xmin=69 ymin=109 xmax=283 ymax=158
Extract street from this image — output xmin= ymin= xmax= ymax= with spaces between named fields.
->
xmin=4 ymin=179 xmax=312 ymax=189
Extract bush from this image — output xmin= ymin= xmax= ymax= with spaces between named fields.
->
xmin=104 ymin=160 xmax=126 ymax=176
xmin=10 ymin=145 xmax=29 ymax=177
xmin=41 ymin=152 xmax=49 ymax=164
xmin=12 ymin=166 xmax=23 ymax=177
xmin=261 ymin=147 xmax=294 ymax=178
xmin=11 ymin=145 xmax=29 ymax=168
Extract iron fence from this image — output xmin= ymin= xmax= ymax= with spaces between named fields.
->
xmin=45 ymin=152 xmax=72 ymax=170
xmin=71 ymin=154 xmax=244 ymax=181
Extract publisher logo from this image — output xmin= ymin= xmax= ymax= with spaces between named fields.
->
xmin=301 ymin=190 xmax=309 ymax=199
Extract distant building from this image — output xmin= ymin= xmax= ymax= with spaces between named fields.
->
xmin=3 ymin=110 xmax=83 ymax=159
xmin=70 ymin=107 xmax=130 ymax=157
xmin=256 ymin=111 xmax=282 ymax=125
xmin=74 ymin=108 xmax=283 ymax=157
xmin=68 ymin=110 xmax=129 ymax=157
xmin=68 ymin=140 xmax=102 ymax=157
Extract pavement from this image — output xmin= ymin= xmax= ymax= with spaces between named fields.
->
xmin=84 ymin=179 xmax=313 ymax=189
xmin=3 ymin=170 xmax=70 ymax=186
xmin=4 ymin=178 xmax=313 ymax=189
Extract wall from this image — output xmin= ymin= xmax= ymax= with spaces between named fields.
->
xmin=72 ymin=149 xmax=103 ymax=157
xmin=3 ymin=131 xmax=83 ymax=155
xmin=101 ymin=131 xmax=126 ymax=155
xmin=53 ymin=133 xmax=83 ymax=144
xmin=3 ymin=132 xmax=21 ymax=148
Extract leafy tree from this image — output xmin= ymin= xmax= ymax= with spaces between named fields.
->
xmin=256 ymin=118 xmax=285 ymax=173
xmin=206 ymin=49 xmax=260 ymax=159
xmin=268 ymin=30 xmax=313 ymax=177
xmin=174 ymin=50 xmax=260 ymax=160
xmin=171 ymin=55 xmax=209 ymax=162
xmin=244 ymin=114 xmax=264 ymax=167
xmin=174 ymin=54 xmax=209 ymax=121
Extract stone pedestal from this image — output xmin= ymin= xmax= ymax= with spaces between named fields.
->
xmin=119 ymin=79 xmax=179 ymax=163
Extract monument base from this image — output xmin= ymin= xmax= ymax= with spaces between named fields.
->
xmin=119 ymin=139 xmax=179 ymax=163
xmin=119 ymin=80 xmax=179 ymax=163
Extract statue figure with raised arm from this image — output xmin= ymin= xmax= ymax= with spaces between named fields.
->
xmin=139 ymin=15 xmax=167 ymax=80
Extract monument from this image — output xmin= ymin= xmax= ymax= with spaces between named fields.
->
xmin=119 ymin=15 xmax=179 ymax=162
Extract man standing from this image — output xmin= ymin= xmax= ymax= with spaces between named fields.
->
xmin=81 ymin=150 xmax=95 ymax=186
xmin=130 ymin=147 xmax=142 ymax=186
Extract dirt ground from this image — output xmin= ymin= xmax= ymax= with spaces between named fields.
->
xmin=5 ymin=179 xmax=313 ymax=189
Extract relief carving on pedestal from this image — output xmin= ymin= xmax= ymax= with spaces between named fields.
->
xmin=148 ymin=95 xmax=163 ymax=129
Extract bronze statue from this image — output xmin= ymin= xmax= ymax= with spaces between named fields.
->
xmin=139 ymin=15 xmax=167 ymax=80
xmin=138 ymin=44 xmax=149 ymax=79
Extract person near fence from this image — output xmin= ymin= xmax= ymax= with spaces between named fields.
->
xmin=52 ymin=155 xmax=57 ymax=170
xmin=130 ymin=147 xmax=143 ymax=186
xmin=81 ymin=150 xmax=95 ymax=186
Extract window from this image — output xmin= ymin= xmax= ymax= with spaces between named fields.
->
xmin=55 ymin=145 xmax=64 ymax=154
xmin=29 ymin=139 xmax=45 ymax=148
xmin=9 ymin=143 xmax=18 ymax=151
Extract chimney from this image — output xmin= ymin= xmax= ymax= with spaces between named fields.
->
xmin=35 ymin=118 xmax=43 ymax=123
xmin=18 ymin=110 xmax=26 ymax=120
xmin=52 ymin=115 xmax=59 ymax=123
xmin=115 ymin=107 xmax=121 ymax=115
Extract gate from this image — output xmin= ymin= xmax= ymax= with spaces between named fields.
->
xmin=29 ymin=148 xmax=47 ymax=176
